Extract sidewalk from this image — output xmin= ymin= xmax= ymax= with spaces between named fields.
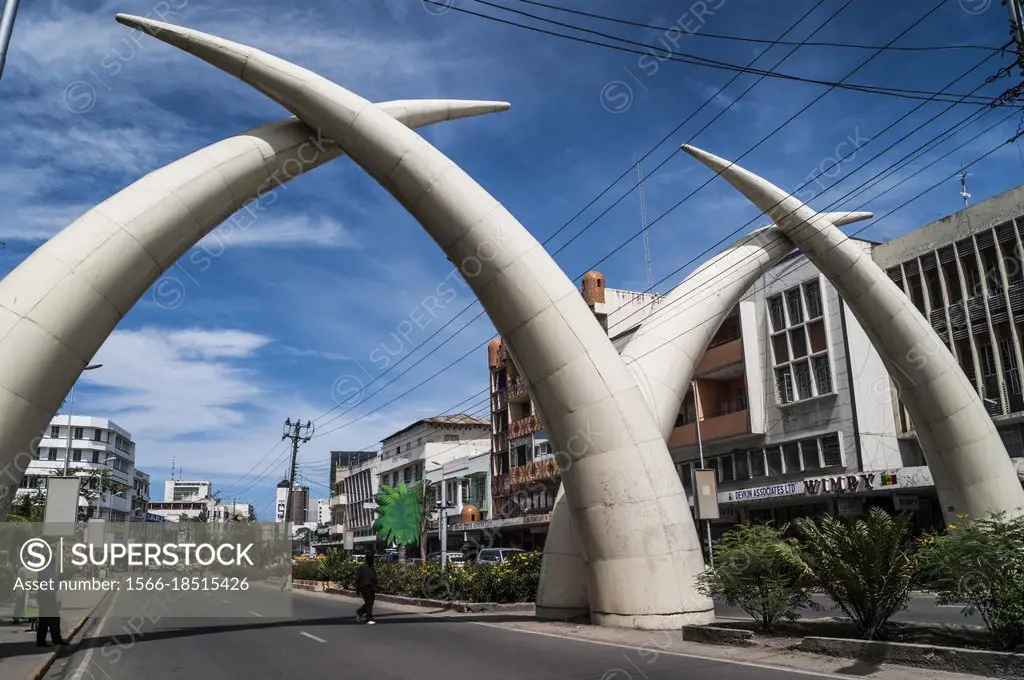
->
xmin=0 ymin=582 xmax=111 ymax=680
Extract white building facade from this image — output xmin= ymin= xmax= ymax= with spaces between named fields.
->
xmin=342 ymin=454 xmax=380 ymax=549
xmin=18 ymin=416 xmax=145 ymax=523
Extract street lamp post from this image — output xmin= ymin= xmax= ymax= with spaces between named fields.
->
xmin=692 ymin=380 xmax=713 ymax=569
xmin=62 ymin=363 xmax=103 ymax=475
xmin=428 ymin=461 xmax=455 ymax=571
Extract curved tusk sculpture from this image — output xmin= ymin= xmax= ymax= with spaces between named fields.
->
xmin=537 ymin=213 xmax=871 ymax=619
xmin=682 ymin=143 xmax=1024 ymax=521
xmin=115 ymin=13 xmax=715 ymax=628
xmin=0 ymin=99 xmax=510 ymax=520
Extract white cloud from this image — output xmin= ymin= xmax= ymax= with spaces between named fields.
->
xmin=200 ymin=214 xmax=362 ymax=249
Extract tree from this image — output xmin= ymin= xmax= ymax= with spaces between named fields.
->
xmin=917 ymin=513 xmax=1024 ymax=651
xmin=782 ymin=508 xmax=917 ymax=640
xmin=373 ymin=481 xmax=432 ymax=560
xmin=194 ymin=508 xmax=210 ymax=523
xmin=696 ymin=522 xmax=815 ymax=633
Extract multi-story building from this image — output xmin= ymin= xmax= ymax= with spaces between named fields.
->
xmin=343 ymin=454 xmax=380 ymax=550
xmin=667 ymin=243 xmax=911 ymax=532
xmin=312 ymin=498 xmax=331 ymax=525
xmin=328 ymin=451 xmax=376 ymax=539
xmin=274 ymin=481 xmax=309 ymax=524
xmin=164 ymin=479 xmax=212 ymax=502
xmin=212 ymin=501 xmax=256 ymax=522
xmin=17 ymin=416 xmax=145 ymax=523
xmin=132 ymin=470 xmax=151 ymax=519
xmin=872 ymin=184 xmax=1024 ymax=488
xmin=329 ymin=450 xmax=376 ymax=491
xmin=485 ymin=271 xmax=663 ymax=549
xmin=431 ymin=449 xmax=492 ymax=553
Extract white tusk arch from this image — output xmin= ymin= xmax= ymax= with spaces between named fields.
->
xmin=682 ymin=143 xmax=1024 ymax=521
xmin=0 ymin=100 xmax=509 ymax=520
xmin=115 ymin=13 xmax=716 ymax=628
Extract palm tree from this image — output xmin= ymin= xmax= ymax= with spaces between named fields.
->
xmin=373 ymin=481 xmax=431 ymax=561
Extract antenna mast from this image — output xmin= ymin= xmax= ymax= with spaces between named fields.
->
xmin=959 ymin=167 xmax=973 ymax=209
xmin=638 ymin=161 xmax=653 ymax=290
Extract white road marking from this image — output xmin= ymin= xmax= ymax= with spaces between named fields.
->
xmin=465 ymin=620 xmax=858 ymax=680
xmin=299 ymin=631 xmax=327 ymax=643
xmin=221 ymin=599 xmax=230 ymax=604
xmin=249 ymin=611 xmax=263 ymax=617
xmin=69 ymin=589 xmax=119 ymax=679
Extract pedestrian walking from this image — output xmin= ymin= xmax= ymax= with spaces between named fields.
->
xmin=36 ymin=540 xmax=67 ymax=648
xmin=354 ymin=550 xmax=377 ymax=625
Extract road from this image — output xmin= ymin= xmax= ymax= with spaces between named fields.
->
xmin=714 ymin=593 xmax=983 ymax=627
xmin=54 ymin=586 xmax=870 ymax=680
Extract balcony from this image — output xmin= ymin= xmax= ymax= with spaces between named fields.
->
xmin=509 ymin=457 xmax=559 ymax=488
xmin=668 ymin=410 xmax=750 ymax=448
xmin=329 ymin=524 xmax=345 ymax=536
xmin=507 ymin=376 xmax=529 ymax=403
xmin=695 ymin=338 xmax=743 ymax=377
xmin=509 ymin=414 xmax=542 ymax=439
xmin=492 ymin=474 xmax=511 ymax=497
xmin=330 ymin=494 xmax=345 ymax=507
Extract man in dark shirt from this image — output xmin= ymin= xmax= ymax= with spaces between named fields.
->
xmin=36 ymin=540 xmax=67 ymax=647
xmin=354 ymin=550 xmax=377 ymax=625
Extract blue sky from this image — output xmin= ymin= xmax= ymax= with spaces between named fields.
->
xmin=1 ymin=0 xmax=1020 ymax=518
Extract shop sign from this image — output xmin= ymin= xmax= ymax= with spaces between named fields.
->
xmin=722 ymin=482 xmax=801 ymax=503
xmin=804 ymin=473 xmax=875 ymax=495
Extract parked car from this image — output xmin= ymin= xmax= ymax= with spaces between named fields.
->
xmin=427 ymin=552 xmax=466 ymax=566
xmin=476 ymin=548 xmax=525 ymax=564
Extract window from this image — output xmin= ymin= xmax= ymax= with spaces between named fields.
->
xmin=804 ymin=280 xmax=823 ymax=318
xmin=768 ymin=295 xmax=786 ymax=332
xmin=92 ymin=451 xmax=100 ymax=464
xmin=734 ymin=451 xmax=749 ymax=480
xmin=775 ymin=366 xmax=794 ymax=404
xmin=72 ymin=449 xmax=82 ymax=462
xmin=443 ymin=434 xmax=459 ymax=442
xmin=73 ymin=427 xmax=83 ymax=440
xmin=785 ymin=288 xmax=804 ymax=325
xmin=794 ymin=360 xmax=812 ymax=400
xmin=735 ymin=388 xmax=747 ymax=411
xmin=813 ymin=356 xmax=833 ymax=394
xmin=93 ymin=429 xmax=103 ymax=442
xmin=749 ymin=450 xmax=766 ymax=478
xmin=821 ymin=433 xmax=843 ymax=466
xmin=771 ymin=278 xmax=833 ymax=405
xmin=783 ymin=442 xmax=801 ymax=473
xmin=766 ymin=446 xmax=783 ymax=476
xmin=47 ymin=448 xmax=56 ymax=461
xmin=800 ymin=439 xmax=821 ymax=470
xmin=677 ymin=462 xmax=692 ymax=492
xmin=50 ymin=426 xmax=60 ymax=438
xmin=719 ymin=455 xmax=735 ymax=483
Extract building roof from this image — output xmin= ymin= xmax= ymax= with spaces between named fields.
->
xmin=381 ymin=414 xmax=490 ymax=442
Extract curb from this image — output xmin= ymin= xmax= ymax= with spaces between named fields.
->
xmin=681 ymin=625 xmax=755 ymax=646
xmin=320 ymin=586 xmax=535 ymax=613
xmin=26 ymin=588 xmax=114 ymax=680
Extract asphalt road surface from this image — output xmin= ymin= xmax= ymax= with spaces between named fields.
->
xmin=57 ymin=586 xmax=858 ymax=680
xmin=714 ymin=592 xmax=983 ymax=626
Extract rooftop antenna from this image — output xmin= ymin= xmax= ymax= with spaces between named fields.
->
xmin=171 ymin=457 xmax=175 ymax=481
xmin=637 ymin=160 xmax=653 ymax=290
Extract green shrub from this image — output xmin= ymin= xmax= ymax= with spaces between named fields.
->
xmin=784 ymin=508 xmax=916 ymax=640
xmin=288 ymin=549 xmax=542 ymax=603
xmin=917 ymin=513 xmax=1024 ymax=651
xmin=696 ymin=522 xmax=814 ymax=632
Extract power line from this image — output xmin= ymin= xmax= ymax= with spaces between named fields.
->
xmin=311 ymin=68 xmax=1015 ymax=449
xmin=307 ymin=0 xmax=979 ymax=439
xmin=306 ymin=0 xmax=840 ymax=433
xmin=512 ymin=0 xmax=1003 ymax=53
xmin=420 ymin=0 xmax=1012 ymax=106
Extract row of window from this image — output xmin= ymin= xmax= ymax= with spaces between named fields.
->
xmin=389 ymin=433 xmax=462 ymax=457
xmin=34 ymin=446 xmax=131 ymax=469
xmin=676 ymin=432 xmax=844 ymax=489
xmin=47 ymin=426 xmax=132 ymax=452
xmin=510 ymin=437 xmax=552 ymax=468
xmin=769 ymin=278 xmax=835 ymax=405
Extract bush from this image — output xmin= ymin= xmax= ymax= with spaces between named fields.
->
xmin=296 ymin=549 xmax=542 ymax=603
xmin=696 ymin=523 xmax=814 ymax=632
xmin=784 ymin=507 xmax=916 ymax=640
xmin=917 ymin=513 xmax=1024 ymax=651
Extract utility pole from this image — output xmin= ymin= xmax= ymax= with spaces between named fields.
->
xmin=1008 ymin=0 xmax=1024 ymax=54
xmin=281 ymin=418 xmax=314 ymax=533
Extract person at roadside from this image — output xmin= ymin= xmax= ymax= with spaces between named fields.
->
xmin=36 ymin=540 xmax=67 ymax=647
xmin=354 ymin=550 xmax=377 ymax=625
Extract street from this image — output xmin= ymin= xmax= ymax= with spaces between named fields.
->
xmin=714 ymin=593 xmax=984 ymax=627
xmin=46 ymin=586 xmax=990 ymax=680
